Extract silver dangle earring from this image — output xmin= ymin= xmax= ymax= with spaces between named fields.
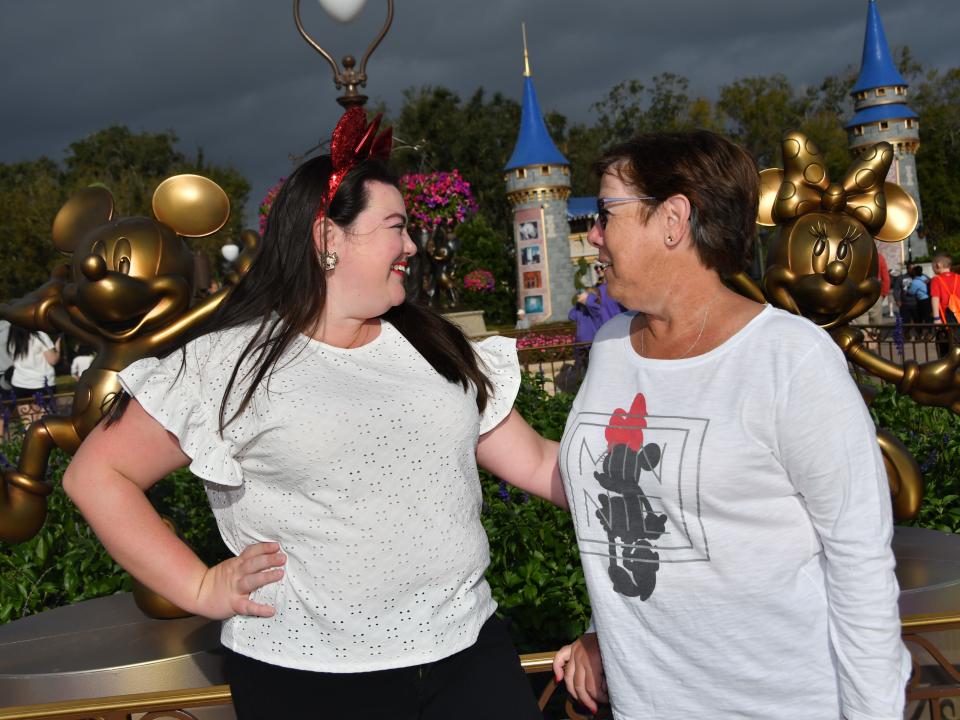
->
xmin=320 ymin=251 xmax=339 ymax=271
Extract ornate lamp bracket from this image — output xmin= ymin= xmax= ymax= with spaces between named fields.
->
xmin=293 ymin=0 xmax=395 ymax=108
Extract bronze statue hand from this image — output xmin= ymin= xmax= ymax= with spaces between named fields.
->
xmin=0 ymin=264 xmax=69 ymax=331
xmin=899 ymin=347 xmax=960 ymax=414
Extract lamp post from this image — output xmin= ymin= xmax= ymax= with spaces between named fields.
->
xmin=293 ymin=0 xmax=395 ymax=109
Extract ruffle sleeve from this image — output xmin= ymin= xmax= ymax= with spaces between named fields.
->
xmin=117 ymin=340 xmax=244 ymax=487
xmin=473 ymin=335 xmax=521 ymax=435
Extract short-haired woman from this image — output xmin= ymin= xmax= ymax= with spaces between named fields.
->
xmin=553 ymin=131 xmax=908 ymax=719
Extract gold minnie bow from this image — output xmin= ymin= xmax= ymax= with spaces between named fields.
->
xmin=770 ymin=131 xmax=892 ymax=232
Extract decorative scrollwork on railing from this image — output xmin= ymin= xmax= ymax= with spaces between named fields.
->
xmin=903 ymin=632 xmax=960 ymax=720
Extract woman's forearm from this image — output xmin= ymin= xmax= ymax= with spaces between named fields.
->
xmin=63 ymin=464 xmax=209 ymax=615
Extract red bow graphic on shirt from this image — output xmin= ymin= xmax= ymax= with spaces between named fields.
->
xmin=605 ymin=393 xmax=648 ymax=451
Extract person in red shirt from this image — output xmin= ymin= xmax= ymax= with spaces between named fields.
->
xmin=930 ymin=252 xmax=959 ymax=357
xmin=853 ymin=246 xmax=891 ymax=337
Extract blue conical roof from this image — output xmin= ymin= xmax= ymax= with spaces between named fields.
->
xmin=505 ymin=76 xmax=568 ymax=170
xmin=851 ymin=0 xmax=907 ymax=94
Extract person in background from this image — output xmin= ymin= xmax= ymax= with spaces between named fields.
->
xmin=7 ymin=325 xmax=59 ymax=423
xmin=70 ymin=344 xmax=97 ymax=380
xmin=515 ymin=308 xmax=530 ymax=330
xmin=908 ymin=265 xmax=932 ymax=324
xmin=0 ymin=319 xmax=12 ymax=393
xmin=930 ymin=252 xmax=959 ymax=357
xmin=851 ymin=247 xmax=889 ymax=338
xmin=593 ymin=264 xmax=625 ymax=325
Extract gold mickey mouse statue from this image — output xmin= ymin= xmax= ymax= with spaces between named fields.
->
xmin=0 ymin=175 xmax=239 ymax=550
xmin=732 ymin=131 xmax=959 ymax=521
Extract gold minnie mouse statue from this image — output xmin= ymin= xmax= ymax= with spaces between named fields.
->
xmin=0 ymin=175 xmax=238 ymax=545
xmin=733 ymin=131 xmax=960 ymax=521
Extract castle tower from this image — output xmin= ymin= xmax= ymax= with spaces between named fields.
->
xmin=504 ymin=25 xmax=575 ymax=324
xmin=845 ymin=0 xmax=926 ymax=266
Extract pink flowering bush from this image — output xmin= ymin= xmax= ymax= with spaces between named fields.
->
xmin=258 ymin=177 xmax=286 ymax=235
xmin=516 ymin=332 xmax=575 ymax=350
xmin=463 ymin=269 xmax=495 ymax=293
xmin=400 ymin=170 xmax=478 ymax=230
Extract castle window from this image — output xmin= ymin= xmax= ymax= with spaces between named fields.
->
xmin=855 ymin=91 xmax=867 ymax=101
xmin=541 ymin=165 xmax=550 ymax=175
xmin=562 ymin=166 xmax=570 ymax=176
xmin=876 ymin=88 xmax=886 ymax=97
xmin=516 ymin=168 xmax=526 ymax=179
xmin=879 ymin=121 xmax=889 ymax=130
xmin=895 ymin=86 xmax=905 ymax=95
xmin=905 ymin=118 xmax=915 ymax=129
xmin=853 ymin=125 xmax=864 ymax=136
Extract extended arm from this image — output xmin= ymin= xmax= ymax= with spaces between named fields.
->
xmin=832 ymin=325 xmax=960 ymax=413
xmin=476 ymin=409 xmax=567 ymax=508
xmin=0 ymin=265 xmax=70 ymax=333
xmin=146 ymin=286 xmax=229 ymax=350
xmin=62 ymin=399 xmax=283 ymax=619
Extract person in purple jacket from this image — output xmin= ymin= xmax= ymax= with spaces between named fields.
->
xmin=594 ymin=267 xmax=625 ymax=324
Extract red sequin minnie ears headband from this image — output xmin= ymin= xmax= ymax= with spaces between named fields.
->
xmin=316 ymin=107 xmax=394 ymax=222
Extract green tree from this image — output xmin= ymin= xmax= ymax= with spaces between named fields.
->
xmin=0 ymin=158 xmax=66 ymax=300
xmin=455 ymin=214 xmax=517 ymax=326
xmin=718 ymin=74 xmax=805 ymax=168
xmin=592 ymin=73 xmax=721 ymax=144
xmin=912 ymin=68 xmax=960 ymax=252
xmin=62 ymin=126 xmax=250 ymax=272
xmin=0 ymin=126 xmax=250 ymax=302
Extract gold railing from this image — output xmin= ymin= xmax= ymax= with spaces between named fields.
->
xmin=0 ymin=651 xmax=602 ymax=720
xmin=1 ymin=634 xmax=959 ymax=719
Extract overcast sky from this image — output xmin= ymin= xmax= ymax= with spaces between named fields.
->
xmin=1 ymin=0 xmax=956 ymax=228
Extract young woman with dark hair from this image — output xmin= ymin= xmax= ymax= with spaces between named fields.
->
xmin=63 ymin=111 xmax=563 ymax=720
xmin=6 ymin=324 xmax=59 ymax=423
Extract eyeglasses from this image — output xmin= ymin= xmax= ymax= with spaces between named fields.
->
xmin=595 ymin=196 xmax=657 ymax=230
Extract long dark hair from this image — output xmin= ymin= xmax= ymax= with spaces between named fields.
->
xmin=112 ymin=155 xmax=492 ymax=431
xmin=7 ymin=325 xmax=34 ymax=361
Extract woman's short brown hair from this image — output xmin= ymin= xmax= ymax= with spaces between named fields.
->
xmin=596 ymin=130 xmax=759 ymax=276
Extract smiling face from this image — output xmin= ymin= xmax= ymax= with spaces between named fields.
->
xmin=322 ymin=180 xmax=416 ymax=321
xmin=763 ymin=212 xmax=880 ymax=328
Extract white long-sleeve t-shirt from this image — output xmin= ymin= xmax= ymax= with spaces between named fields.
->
xmin=559 ymin=306 xmax=909 ymax=719
xmin=119 ymin=319 xmax=520 ymax=672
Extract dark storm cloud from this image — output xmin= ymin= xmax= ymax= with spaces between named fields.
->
xmin=1 ymin=0 xmax=956 ymax=227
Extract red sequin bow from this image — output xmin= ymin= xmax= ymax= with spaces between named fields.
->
xmin=316 ymin=107 xmax=393 ymax=221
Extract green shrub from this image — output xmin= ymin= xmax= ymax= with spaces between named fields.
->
xmin=0 ymin=442 xmax=131 ymax=623
xmin=482 ymin=373 xmax=590 ymax=652
xmin=869 ymin=383 xmax=960 ymax=533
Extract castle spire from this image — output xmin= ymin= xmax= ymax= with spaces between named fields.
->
xmin=845 ymin=0 xmax=925 ymax=263
xmin=522 ymin=22 xmax=531 ymax=77
xmin=851 ymin=0 xmax=907 ymax=94
xmin=504 ymin=24 xmax=567 ymax=170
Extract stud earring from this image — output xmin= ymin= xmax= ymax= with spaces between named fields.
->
xmin=665 ymin=235 xmax=677 ymax=246
xmin=320 ymin=251 xmax=339 ymax=271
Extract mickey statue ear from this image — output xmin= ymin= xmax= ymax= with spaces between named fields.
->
xmin=51 ymin=185 xmax=115 ymax=254
xmin=152 ymin=174 xmax=230 ymax=238
xmin=874 ymin=182 xmax=919 ymax=243
xmin=756 ymin=168 xmax=784 ymax=227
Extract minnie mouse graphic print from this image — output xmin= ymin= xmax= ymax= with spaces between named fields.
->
xmin=559 ymin=307 xmax=909 ymax=719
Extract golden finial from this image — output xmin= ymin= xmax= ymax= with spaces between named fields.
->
xmin=521 ymin=22 xmax=531 ymax=77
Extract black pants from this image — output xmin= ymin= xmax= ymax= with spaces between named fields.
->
xmin=225 ymin=615 xmax=542 ymax=720
xmin=937 ymin=309 xmax=959 ymax=357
